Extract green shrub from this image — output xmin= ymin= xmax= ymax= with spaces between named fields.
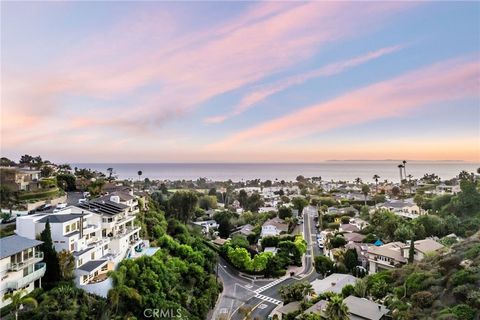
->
xmin=411 ymin=291 xmax=434 ymax=308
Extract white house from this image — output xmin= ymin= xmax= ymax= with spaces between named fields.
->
xmin=368 ymin=238 xmax=444 ymax=274
xmin=0 ymin=235 xmax=45 ymax=308
xmin=435 ymin=184 xmax=461 ymax=195
xmin=310 ymin=273 xmax=357 ymax=295
xmin=192 ymin=220 xmax=219 ymax=233
xmin=260 ymin=217 xmax=288 ymax=238
xmin=368 ymin=242 xmax=406 ymax=274
xmin=401 ymin=238 xmax=444 ymax=261
xmin=377 ymin=199 xmax=422 ymax=219
xmin=16 ymin=200 xmax=142 ymax=296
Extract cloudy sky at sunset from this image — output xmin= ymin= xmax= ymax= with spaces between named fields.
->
xmin=1 ymin=1 xmax=479 ymax=163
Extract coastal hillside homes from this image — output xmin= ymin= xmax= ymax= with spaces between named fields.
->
xmin=232 ymin=224 xmax=255 ymax=237
xmin=368 ymin=242 xmax=406 ymax=274
xmin=261 ymin=217 xmax=289 ymax=238
xmin=402 ymin=238 xmax=445 ymax=261
xmin=16 ymin=203 xmax=142 ymax=295
xmin=299 ymin=295 xmax=389 ymax=320
xmin=97 ymin=191 xmax=140 ymax=215
xmin=367 ymin=239 xmax=443 ymax=274
xmin=340 ymin=224 xmax=360 ymax=233
xmin=0 ymin=235 xmax=45 ymax=308
xmin=0 ymin=167 xmax=41 ymax=192
xmin=310 ymin=273 xmax=357 ymax=295
xmin=192 ymin=220 xmax=219 ymax=234
xmin=435 ymin=184 xmax=461 ymax=195
xmin=343 ymin=232 xmax=365 ymax=243
xmin=377 ymin=199 xmax=422 ymax=219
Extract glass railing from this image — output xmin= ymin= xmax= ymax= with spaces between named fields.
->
xmin=7 ymin=262 xmax=46 ymax=290
xmin=7 ymin=252 xmax=44 ymax=271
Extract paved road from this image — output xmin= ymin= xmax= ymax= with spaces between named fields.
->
xmin=221 ymin=205 xmax=322 ymax=320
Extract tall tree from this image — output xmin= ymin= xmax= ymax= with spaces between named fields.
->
xmin=39 ymin=220 xmax=61 ymax=288
xmin=107 ymin=167 xmax=114 ymax=181
xmin=108 ymin=266 xmax=142 ymax=314
xmin=58 ymin=250 xmax=75 ymax=280
xmin=238 ymin=189 xmax=248 ymax=208
xmin=398 ymin=164 xmax=404 ymax=182
xmin=361 ymin=185 xmax=370 ymax=206
xmin=408 ymin=239 xmax=415 ymax=263
xmin=137 ymin=170 xmax=143 ymax=191
xmin=19 ymin=154 xmax=34 ymax=169
xmin=169 ymin=191 xmax=198 ymax=223
xmin=314 ymin=255 xmax=334 ymax=277
xmin=402 ymin=160 xmax=407 ymax=180
xmin=373 ymin=174 xmax=380 ymax=194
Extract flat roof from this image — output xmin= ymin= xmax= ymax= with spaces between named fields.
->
xmin=0 ymin=235 xmax=43 ymax=259
xmin=38 ymin=214 xmax=82 ymax=224
xmin=77 ymin=199 xmax=128 ymax=215
xmin=77 ymin=259 xmax=108 ymax=273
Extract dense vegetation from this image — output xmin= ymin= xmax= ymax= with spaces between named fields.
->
xmin=1 ymin=195 xmax=220 ymax=320
xmin=219 ymin=234 xmax=307 ymax=277
xmin=359 ymin=174 xmax=480 ymax=244
xmin=365 ymin=233 xmax=480 ymax=320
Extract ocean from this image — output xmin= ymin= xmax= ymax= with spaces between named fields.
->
xmin=71 ymin=161 xmax=479 ymax=182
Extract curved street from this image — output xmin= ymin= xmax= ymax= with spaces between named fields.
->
xmin=212 ymin=206 xmax=322 ymax=320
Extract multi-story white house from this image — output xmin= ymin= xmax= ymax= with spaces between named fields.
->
xmin=16 ymin=197 xmax=142 ymax=296
xmin=401 ymin=238 xmax=444 ymax=261
xmin=260 ymin=217 xmax=288 ymax=238
xmin=0 ymin=235 xmax=45 ymax=308
xmin=435 ymin=184 xmax=461 ymax=195
xmin=377 ymin=199 xmax=422 ymax=219
xmin=368 ymin=238 xmax=444 ymax=274
xmin=368 ymin=242 xmax=406 ymax=274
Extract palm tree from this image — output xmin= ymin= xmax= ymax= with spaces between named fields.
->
xmin=402 ymin=160 xmax=407 ymax=179
xmin=353 ymin=278 xmax=367 ymax=298
xmin=302 ymin=283 xmax=315 ymax=303
xmin=398 ymin=164 xmax=404 ymax=182
xmin=108 ymin=267 xmax=142 ymax=314
xmin=3 ymin=289 xmax=38 ymax=320
xmin=361 ymin=184 xmax=370 ymax=206
xmin=407 ymin=174 xmax=413 ymax=194
xmin=354 ymin=177 xmax=362 ymax=185
xmin=372 ymin=174 xmax=380 ymax=194
xmin=107 ymin=168 xmax=114 ymax=181
xmin=137 ymin=170 xmax=143 ymax=192
xmin=324 ymin=295 xmax=349 ymax=320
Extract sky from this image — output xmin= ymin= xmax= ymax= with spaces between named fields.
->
xmin=1 ymin=1 xmax=479 ymax=163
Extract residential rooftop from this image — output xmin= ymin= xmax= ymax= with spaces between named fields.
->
xmin=0 ymin=234 xmax=43 ymax=259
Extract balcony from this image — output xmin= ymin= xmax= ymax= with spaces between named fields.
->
xmin=7 ymin=262 xmax=46 ymax=290
xmin=7 ymin=252 xmax=44 ymax=271
xmin=113 ymin=226 xmax=141 ymax=239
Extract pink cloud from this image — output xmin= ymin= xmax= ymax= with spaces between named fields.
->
xmin=205 ymin=44 xmax=404 ymax=123
xmin=209 ymin=56 xmax=479 ymax=149
xmin=2 ymin=1 xmax=418 ymax=156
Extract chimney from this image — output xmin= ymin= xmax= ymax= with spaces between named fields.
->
xmin=79 ymin=211 xmax=84 ymax=238
xmin=378 ymin=306 xmax=381 ymax=311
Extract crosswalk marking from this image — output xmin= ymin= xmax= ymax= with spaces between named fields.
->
xmin=253 ymin=278 xmax=285 ymax=293
xmin=255 ymin=294 xmax=282 ymax=305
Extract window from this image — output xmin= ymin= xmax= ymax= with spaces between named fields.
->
xmin=91 ymin=252 xmax=95 ymax=260
xmin=78 ymin=259 xmax=83 ymax=267
xmin=65 ymin=225 xmax=70 ymax=233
